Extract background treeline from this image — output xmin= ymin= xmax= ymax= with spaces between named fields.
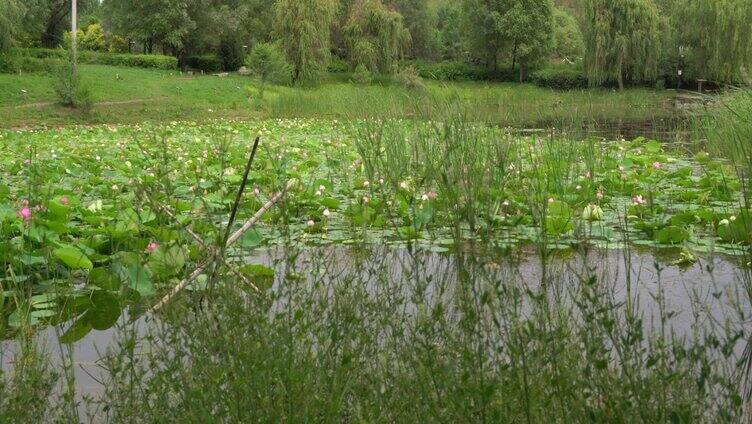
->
xmin=1 ymin=0 xmax=751 ymax=89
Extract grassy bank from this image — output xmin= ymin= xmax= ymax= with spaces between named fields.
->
xmin=0 ymin=64 xmax=677 ymax=128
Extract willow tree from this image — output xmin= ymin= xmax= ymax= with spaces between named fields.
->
xmin=583 ymin=0 xmax=661 ymax=90
xmin=673 ymin=0 xmax=752 ymax=84
xmin=344 ymin=0 xmax=410 ymax=74
xmin=275 ymin=0 xmax=338 ymax=84
xmin=0 ymin=0 xmax=24 ymax=71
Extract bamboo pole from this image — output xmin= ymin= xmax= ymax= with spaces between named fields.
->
xmin=150 ymin=179 xmax=297 ymax=313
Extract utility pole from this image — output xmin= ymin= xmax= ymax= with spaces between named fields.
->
xmin=71 ymin=0 xmax=77 ymax=77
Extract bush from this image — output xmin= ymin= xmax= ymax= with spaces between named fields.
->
xmin=83 ymin=52 xmax=177 ymax=69
xmin=531 ymin=67 xmax=588 ymax=90
xmin=54 ymin=62 xmax=93 ymax=110
xmin=218 ymin=37 xmax=245 ymax=71
xmin=16 ymin=56 xmax=63 ymax=74
xmin=404 ymin=60 xmax=524 ymax=82
xmin=351 ymin=64 xmax=373 ymax=85
xmin=328 ymin=56 xmax=349 ymax=73
xmin=187 ymin=54 xmax=223 ymax=72
xmin=394 ymin=66 xmax=426 ymax=90
xmin=244 ymin=42 xmax=291 ymax=98
xmin=408 ymin=60 xmax=475 ymax=81
xmin=19 ymin=48 xmax=177 ymax=70
xmin=0 ymin=51 xmax=19 ymax=74
xmin=80 ymin=24 xmax=107 ymax=52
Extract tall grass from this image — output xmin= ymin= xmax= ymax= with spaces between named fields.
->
xmin=266 ymin=81 xmax=674 ymax=129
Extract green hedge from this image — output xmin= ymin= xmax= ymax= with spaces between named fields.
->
xmin=17 ymin=56 xmax=64 ymax=74
xmin=186 ymin=54 xmax=223 ymax=72
xmin=19 ymin=48 xmax=177 ymax=70
xmin=530 ymin=67 xmax=588 ymax=90
xmin=404 ymin=60 xmax=526 ymax=82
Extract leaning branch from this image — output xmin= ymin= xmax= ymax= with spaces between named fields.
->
xmin=150 ymin=179 xmax=297 ymax=313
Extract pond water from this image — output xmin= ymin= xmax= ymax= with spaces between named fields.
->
xmin=2 ymin=244 xmax=748 ymax=418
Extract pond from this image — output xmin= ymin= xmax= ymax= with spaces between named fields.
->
xmin=1 ymin=117 xmax=751 ymax=420
xmin=2 ymin=243 xmax=748 ymax=415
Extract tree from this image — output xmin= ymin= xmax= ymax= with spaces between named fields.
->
xmin=672 ymin=0 xmax=752 ymax=84
xmin=80 ymin=23 xmax=106 ymax=52
xmin=0 ymin=0 xmax=24 ymax=71
xmin=583 ymin=0 xmax=661 ymax=90
xmin=462 ymin=0 xmax=554 ymax=78
xmin=0 ymin=0 xmax=24 ymax=53
xmin=388 ymin=0 xmax=439 ymax=59
xmin=552 ymin=7 xmax=583 ymax=60
xmin=344 ymin=0 xmax=410 ymax=73
xmin=275 ymin=0 xmax=338 ymax=84
xmin=435 ymin=1 xmax=464 ymax=60
xmin=19 ymin=0 xmax=98 ymax=48
xmin=499 ymin=0 xmax=555 ymax=81
xmin=102 ymin=0 xmax=195 ymax=54
xmin=245 ymin=42 xmax=291 ymax=98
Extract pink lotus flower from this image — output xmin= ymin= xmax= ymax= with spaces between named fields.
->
xmin=59 ymin=196 xmax=70 ymax=206
xmin=18 ymin=207 xmax=32 ymax=221
xmin=146 ymin=242 xmax=159 ymax=253
xmin=426 ymin=191 xmax=438 ymax=201
xmin=632 ymin=195 xmax=646 ymax=206
xmin=653 ymin=162 xmax=663 ymax=170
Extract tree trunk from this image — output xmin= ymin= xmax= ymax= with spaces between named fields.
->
xmin=617 ymin=57 xmax=625 ymax=91
xmin=292 ymin=66 xmax=300 ymax=84
xmin=519 ymin=63 xmax=525 ymax=83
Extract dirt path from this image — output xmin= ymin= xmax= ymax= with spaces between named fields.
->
xmin=11 ymin=97 xmax=167 ymax=109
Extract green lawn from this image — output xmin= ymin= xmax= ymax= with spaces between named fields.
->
xmin=0 ymin=64 xmax=679 ymax=128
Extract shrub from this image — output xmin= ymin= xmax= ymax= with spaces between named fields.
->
xmin=54 ymin=62 xmax=93 ymax=110
xmin=394 ymin=66 xmax=425 ymax=90
xmin=531 ymin=67 xmax=588 ymax=90
xmin=108 ymin=35 xmax=129 ymax=54
xmin=82 ymin=52 xmax=177 ymax=69
xmin=409 ymin=60 xmax=473 ymax=81
xmin=328 ymin=56 xmax=349 ymax=73
xmin=19 ymin=48 xmax=177 ymax=70
xmin=0 ymin=51 xmax=19 ymax=74
xmin=80 ymin=24 xmax=107 ymax=52
xmin=351 ymin=63 xmax=373 ymax=85
xmin=187 ymin=54 xmax=224 ymax=72
xmin=218 ymin=37 xmax=245 ymax=71
xmin=244 ymin=42 xmax=291 ymax=98
xmin=16 ymin=56 xmax=63 ymax=74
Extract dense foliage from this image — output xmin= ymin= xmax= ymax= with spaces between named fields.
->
xmin=2 ymin=0 xmax=751 ymax=85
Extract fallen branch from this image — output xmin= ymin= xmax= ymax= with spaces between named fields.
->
xmin=150 ymin=262 xmax=209 ymax=312
xmin=150 ymin=179 xmax=297 ymax=313
xmin=149 ymin=199 xmax=259 ymax=292
xmin=225 ymin=179 xmax=297 ymax=246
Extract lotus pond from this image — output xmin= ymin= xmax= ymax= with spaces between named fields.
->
xmin=0 ymin=118 xmax=750 ymax=338
xmin=2 ymin=118 xmax=752 ymax=421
